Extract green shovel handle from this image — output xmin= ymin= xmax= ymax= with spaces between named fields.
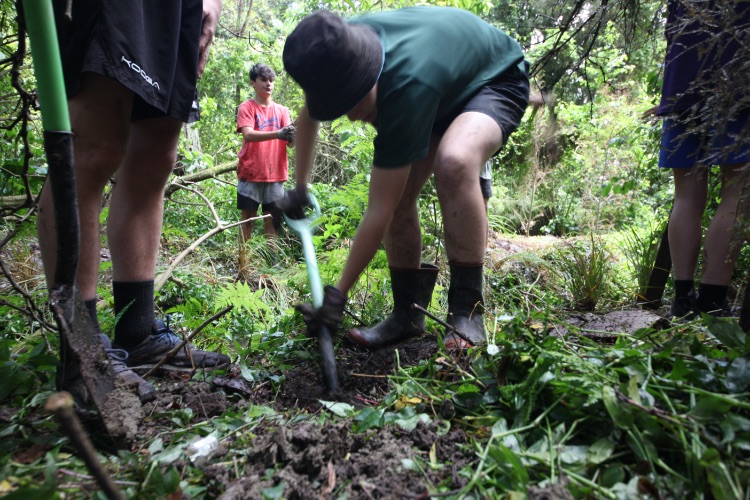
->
xmin=22 ymin=0 xmax=70 ymax=132
xmin=283 ymin=192 xmax=324 ymax=308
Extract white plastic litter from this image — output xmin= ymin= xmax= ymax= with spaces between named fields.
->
xmin=186 ymin=435 xmax=219 ymax=465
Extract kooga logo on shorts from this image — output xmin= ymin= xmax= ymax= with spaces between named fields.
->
xmin=121 ymin=55 xmax=160 ymax=90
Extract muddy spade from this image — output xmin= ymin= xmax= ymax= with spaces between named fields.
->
xmin=23 ymin=0 xmax=118 ymax=432
xmin=284 ymin=194 xmax=339 ymax=393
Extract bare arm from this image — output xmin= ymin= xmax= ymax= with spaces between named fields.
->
xmin=240 ymin=126 xmax=284 ymax=143
xmin=198 ymin=0 xmax=222 ymax=79
xmin=294 ymin=106 xmax=320 ymax=190
xmin=336 ymin=165 xmax=411 ymax=295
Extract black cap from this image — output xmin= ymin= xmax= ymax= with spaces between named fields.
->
xmin=283 ymin=11 xmax=383 ymax=121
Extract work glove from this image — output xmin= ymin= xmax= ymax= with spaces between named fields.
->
xmin=277 ymin=187 xmax=312 ymax=220
xmin=296 ymin=286 xmax=347 ymax=334
xmin=276 ymin=125 xmax=296 ymax=143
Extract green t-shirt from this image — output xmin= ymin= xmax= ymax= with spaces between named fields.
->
xmin=350 ymin=6 xmax=525 ymax=168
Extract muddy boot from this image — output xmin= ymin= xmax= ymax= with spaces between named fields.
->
xmin=347 ymin=264 xmax=439 ymax=348
xmin=444 ymin=263 xmax=485 ymax=349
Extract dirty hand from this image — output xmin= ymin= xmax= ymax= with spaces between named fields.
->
xmin=277 ymin=187 xmax=312 ymax=220
xmin=296 ymin=286 xmax=347 ymax=333
xmin=276 ymin=125 xmax=296 ymax=143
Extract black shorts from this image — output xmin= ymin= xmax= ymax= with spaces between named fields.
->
xmin=237 ymin=194 xmax=283 ymax=230
xmin=433 ymin=64 xmax=530 ymax=155
xmin=53 ymin=0 xmax=202 ymax=123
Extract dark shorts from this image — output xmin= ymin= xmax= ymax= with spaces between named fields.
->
xmin=53 ymin=0 xmax=202 ymax=123
xmin=480 ymin=177 xmax=492 ymax=199
xmin=659 ymin=111 xmax=750 ymax=168
xmin=433 ymin=64 xmax=530 ymax=155
xmin=237 ymin=194 xmax=283 ymax=230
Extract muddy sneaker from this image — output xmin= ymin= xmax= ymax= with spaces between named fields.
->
xmin=121 ymin=319 xmax=231 ymax=372
xmin=667 ymin=295 xmax=698 ymax=321
xmin=100 ymin=335 xmax=156 ymax=403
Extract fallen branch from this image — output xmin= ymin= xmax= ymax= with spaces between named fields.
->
xmin=411 ymin=303 xmax=473 ymax=345
xmin=164 ymin=161 xmax=237 ymax=197
xmin=143 ymin=305 xmax=233 ymax=377
xmin=45 ymin=392 xmax=125 ymax=500
xmin=155 ymin=182 xmax=267 ymax=293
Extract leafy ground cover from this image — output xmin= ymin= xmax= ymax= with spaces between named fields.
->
xmin=2 ymin=0 xmax=749 ymax=497
xmin=1 ymin=231 xmax=749 ymax=499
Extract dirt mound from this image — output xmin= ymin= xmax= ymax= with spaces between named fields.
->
xmin=216 ymin=420 xmax=473 ymax=499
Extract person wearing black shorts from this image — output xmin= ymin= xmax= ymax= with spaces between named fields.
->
xmin=281 ymin=8 xmax=530 ymax=349
xmin=37 ymin=0 xmax=230 ymax=403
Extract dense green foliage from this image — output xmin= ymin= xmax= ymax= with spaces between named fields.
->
xmin=1 ymin=0 xmax=749 ymax=498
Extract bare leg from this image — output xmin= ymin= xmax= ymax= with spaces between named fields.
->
xmin=668 ymin=168 xmax=708 ymax=282
xmin=383 ymin=139 xmax=438 ymax=268
xmin=434 ymin=112 xmax=503 ymax=264
xmin=262 ymin=212 xmax=278 ymax=241
xmin=108 ymin=116 xmax=181 ymax=283
xmin=240 ymin=209 xmax=256 ymax=243
xmin=37 ymin=73 xmax=133 ymax=300
xmin=701 ymin=162 xmax=748 ymax=285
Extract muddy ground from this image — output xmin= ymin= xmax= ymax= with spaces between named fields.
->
xmin=105 ymin=322 xmax=643 ymax=499
xmin=148 ymin=336 xmax=470 ymax=499
xmin=2 ymin=235 xmax=664 ymax=498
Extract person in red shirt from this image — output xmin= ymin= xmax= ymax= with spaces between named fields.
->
xmin=236 ymin=64 xmax=295 ymax=248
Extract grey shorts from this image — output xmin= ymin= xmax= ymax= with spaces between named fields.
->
xmin=480 ymin=160 xmax=493 ymax=199
xmin=237 ymin=181 xmax=285 ymax=206
xmin=237 ymin=182 xmax=285 ymax=230
xmin=54 ymin=0 xmax=202 ymax=123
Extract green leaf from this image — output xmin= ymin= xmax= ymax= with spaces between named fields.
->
xmin=705 ymin=317 xmax=747 ymax=352
xmin=240 ymin=363 xmax=256 ymax=382
xmin=321 ymin=400 xmax=355 ymax=417
xmin=725 ymin=356 xmax=750 ymax=393
xmin=262 ymin=483 xmax=285 ymax=499
xmin=395 ymin=412 xmax=431 ymax=432
xmin=588 ymin=437 xmax=615 ymax=464
xmin=401 ymin=458 xmax=419 ymax=471
xmin=689 ymin=396 xmax=733 ymax=424
xmin=719 ymin=414 xmax=750 ymax=445
xmin=151 ymin=443 xmax=187 ymax=465
xmin=496 ymin=443 xmax=529 ymax=486
xmin=600 ymin=465 xmax=626 ymax=487
xmin=701 ymin=448 xmax=738 ymax=500
xmin=491 ymin=418 xmax=509 ymax=437
xmin=163 ymin=466 xmax=181 ymax=494
xmin=456 ymin=383 xmax=480 ymax=394
xmin=246 ymin=405 xmax=276 ymax=418
xmin=602 ymin=386 xmax=633 ymax=429
xmin=353 ymin=408 xmax=384 ymax=432
xmin=669 ymin=357 xmax=688 ymax=381
xmin=148 ymin=438 xmax=164 ymax=454
xmin=627 ymin=376 xmax=641 ymax=405
xmin=559 ymin=445 xmax=589 ymax=465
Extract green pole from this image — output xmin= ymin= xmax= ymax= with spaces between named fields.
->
xmin=22 ymin=0 xmax=70 ymax=132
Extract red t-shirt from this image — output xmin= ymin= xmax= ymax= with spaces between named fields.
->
xmin=236 ymin=99 xmax=291 ymax=182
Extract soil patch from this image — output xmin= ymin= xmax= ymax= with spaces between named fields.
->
xmin=215 ymin=420 xmax=473 ymax=499
xmin=216 ymin=336 xmax=440 ymax=412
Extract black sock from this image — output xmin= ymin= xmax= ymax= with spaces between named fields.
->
xmin=84 ymin=299 xmax=102 ymax=333
xmin=674 ymin=280 xmax=695 ymax=299
xmin=696 ymin=283 xmax=728 ymax=314
xmin=113 ymin=281 xmax=155 ymax=348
